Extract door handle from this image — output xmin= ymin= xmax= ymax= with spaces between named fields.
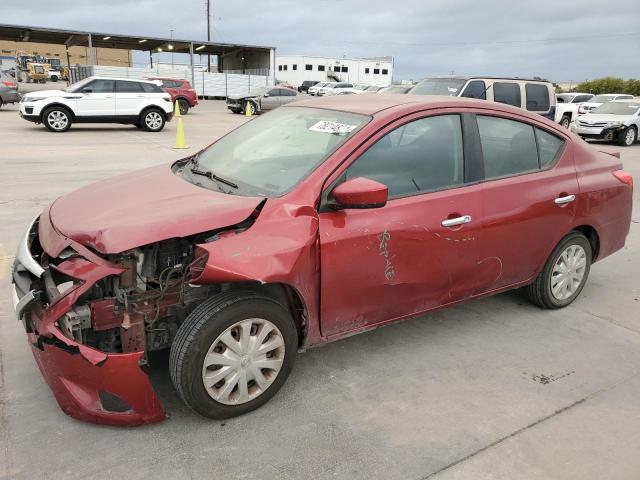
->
xmin=554 ymin=194 xmax=576 ymax=205
xmin=442 ymin=215 xmax=472 ymax=227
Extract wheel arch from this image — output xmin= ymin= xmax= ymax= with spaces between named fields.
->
xmin=219 ymin=282 xmax=308 ymax=347
xmin=140 ymin=104 xmax=169 ymax=120
xmin=572 ymin=224 xmax=600 ymax=261
xmin=40 ymin=102 xmax=76 ymax=121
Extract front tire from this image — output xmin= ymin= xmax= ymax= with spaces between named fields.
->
xmin=141 ymin=108 xmax=166 ymax=132
xmin=524 ymin=231 xmax=592 ymax=309
xmin=618 ymin=126 xmax=637 ymax=146
xmin=42 ymin=106 xmax=72 ymax=132
xmin=170 ymin=291 xmax=298 ymax=419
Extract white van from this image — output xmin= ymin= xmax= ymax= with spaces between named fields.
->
xmin=409 ymin=76 xmax=556 ymax=120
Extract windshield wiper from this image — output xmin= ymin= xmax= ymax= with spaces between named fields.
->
xmin=190 ymin=168 xmax=238 ymax=189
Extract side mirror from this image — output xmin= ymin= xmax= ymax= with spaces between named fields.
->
xmin=81 ymin=88 xmax=92 ymax=93
xmin=263 ymin=92 xmax=270 ymax=97
xmin=331 ymin=177 xmax=388 ymax=210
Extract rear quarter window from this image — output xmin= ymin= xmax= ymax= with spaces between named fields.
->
xmin=535 ymin=128 xmax=565 ymax=168
xmin=525 ymin=83 xmax=550 ymax=111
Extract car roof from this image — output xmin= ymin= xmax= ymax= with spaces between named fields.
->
xmin=611 ymin=99 xmax=640 ymax=103
xmin=287 ymin=93 xmax=538 ymax=116
xmin=89 ymin=76 xmax=158 ymax=84
xmin=417 ymin=75 xmax=552 ymax=84
xmin=147 ymin=77 xmax=185 ymax=81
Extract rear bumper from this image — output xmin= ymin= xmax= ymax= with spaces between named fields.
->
xmin=0 ymin=90 xmax=20 ymax=103
xmin=11 ymin=214 xmax=166 ymax=426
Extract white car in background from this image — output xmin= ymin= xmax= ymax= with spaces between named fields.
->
xmin=578 ymin=93 xmax=634 ymax=114
xmin=322 ymin=82 xmax=358 ymax=96
xmin=19 ymin=76 xmax=174 ymax=132
xmin=554 ymin=92 xmax=593 ymax=128
xmin=308 ymin=82 xmax=328 ymax=96
xmin=571 ymin=99 xmax=640 ymax=146
xmin=316 ymin=82 xmax=338 ymax=96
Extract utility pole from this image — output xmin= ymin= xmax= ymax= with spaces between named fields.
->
xmin=206 ymin=0 xmax=211 ymax=72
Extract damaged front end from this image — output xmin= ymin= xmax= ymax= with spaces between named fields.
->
xmin=11 ymin=209 xmax=254 ymax=426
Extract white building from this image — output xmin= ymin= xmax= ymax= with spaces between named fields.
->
xmin=275 ymin=55 xmax=393 ymax=87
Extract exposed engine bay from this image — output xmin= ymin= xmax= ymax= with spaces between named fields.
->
xmin=47 ymin=217 xmax=259 ymax=357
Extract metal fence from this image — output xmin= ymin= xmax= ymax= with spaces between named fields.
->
xmin=69 ymin=65 xmax=94 ymax=84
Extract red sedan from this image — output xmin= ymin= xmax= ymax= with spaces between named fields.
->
xmin=11 ymin=95 xmax=633 ymax=425
xmin=148 ymin=77 xmax=198 ymax=114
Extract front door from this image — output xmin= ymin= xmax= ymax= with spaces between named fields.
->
xmin=261 ymin=88 xmax=282 ymax=110
xmin=75 ymin=79 xmax=115 ymax=117
xmin=319 ymin=113 xmax=483 ymax=338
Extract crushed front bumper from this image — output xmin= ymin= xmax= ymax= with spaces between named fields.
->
xmin=11 ymin=212 xmax=166 ymax=426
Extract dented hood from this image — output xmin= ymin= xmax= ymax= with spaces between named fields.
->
xmin=49 ymin=164 xmax=263 ymax=254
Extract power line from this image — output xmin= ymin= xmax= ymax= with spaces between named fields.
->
xmin=338 ymin=31 xmax=640 ymax=48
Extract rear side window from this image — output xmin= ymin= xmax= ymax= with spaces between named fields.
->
xmin=280 ymin=89 xmax=296 ymax=96
xmin=525 ymin=83 xmax=550 ymax=111
xmin=141 ymin=82 xmax=164 ymax=93
xmin=493 ymin=82 xmax=521 ymax=107
xmin=346 ymin=115 xmax=464 ymax=198
xmin=461 ymin=80 xmax=486 ymax=99
xmin=535 ymin=128 xmax=565 ymax=168
xmin=117 ymin=81 xmax=143 ymax=93
xmin=477 ymin=116 xmax=538 ymax=179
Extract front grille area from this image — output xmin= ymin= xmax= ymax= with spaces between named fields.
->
xmin=578 ymin=121 xmax=606 ymax=128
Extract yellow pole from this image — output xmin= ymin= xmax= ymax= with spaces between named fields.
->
xmin=244 ymin=101 xmax=253 ymax=117
xmin=173 ymin=100 xmax=188 ymax=149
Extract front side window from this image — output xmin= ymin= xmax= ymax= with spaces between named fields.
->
xmin=461 ymin=80 xmax=486 ymax=99
xmin=345 ymin=115 xmax=464 ymax=198
xmin=87 ymin=79 xmax=115 ymax=93
xmin=477 ymin=116 xmax=539 ymax=179
xmin=191 ymin=107 xmax=370 ymax=197
xmin=525 ymin=83 xmax=550 ymax=111
xmin=117 ymin=81 xmax=143 ymax=93
xmin=493 ymin=82 xmax=521 ymax=107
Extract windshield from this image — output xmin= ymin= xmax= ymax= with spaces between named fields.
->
xmin=556 ymin=94 xmax=574 ymax=103
xmin=410 ymin=78 xmax=466 ymax=96
xmin=187 ymin=107 xmax=370 ymax=197
xmin=590 ymin=95 xmax=616 ymax=103
xmin=592 ymin=102 xmax=640 ymax=115
xmin=65 ymin=78 xmax=93 ymax=93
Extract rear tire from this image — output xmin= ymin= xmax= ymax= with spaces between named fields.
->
xmin=50 ymin=75 xmax=59 ymax=82
xmin=560 ymin=115 xmax=571 ymax=129
xmin=170 ymin=291 xmax=298 ymax=419
xmin=178 ymin=99 xmax=190 ymax=115
xmin=524 ymin=231 xmax=592 ymax=309
xmin=618 ymin=126 xmax=637 ymax=146
xmin=42 ymin=106 xmax=72 ymax=132
xmin=140 ymin=108 xmax=166 ymax=132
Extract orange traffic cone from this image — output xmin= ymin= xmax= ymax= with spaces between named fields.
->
xmin=173 ymin=100 xmax=188 ymax=149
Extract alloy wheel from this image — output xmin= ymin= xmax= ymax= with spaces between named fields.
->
xmin=47 ymin=111 xmax=68 ymax=131
xmin=145 ymin=111 xmax=163 ymax=130
xmin=201 ymin=318 xmax=285 ymax=405
xmin=550 ymin=244 xmax=587 ymax=300
xmin=625 ymin=128 xmax=636 ymax=146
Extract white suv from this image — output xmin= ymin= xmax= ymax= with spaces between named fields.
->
xmin=19 ymin=76 xmax=174 ymax=132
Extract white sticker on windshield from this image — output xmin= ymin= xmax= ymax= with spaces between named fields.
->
xmin=309 ymin=121 xmax=357 ymax=135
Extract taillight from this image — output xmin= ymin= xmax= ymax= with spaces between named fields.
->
xmin=612 ymin=170 xmax=633 ymax=187
xmin=2 ymin=81 xmax=16 ymax=87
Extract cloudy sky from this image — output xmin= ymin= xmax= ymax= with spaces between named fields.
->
xmin=4 ymin=0 xmax=639 ymax=82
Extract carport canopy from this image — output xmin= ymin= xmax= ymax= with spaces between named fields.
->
xmin=0 ymin=23 xmax=275 ymax=80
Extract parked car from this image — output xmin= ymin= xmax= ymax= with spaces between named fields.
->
xmin=18 ymin=76 xmax=174 ymax=132
xmin=378 ymin=85 xmax=412 ymax=94
xmin=554 ymin=92 xmax=594 ymax=128
xmin=578 ymin=94 xmax=634 ymax=114
xmin=362 ymin=85 xmax=384 ymax=93
xmin=276 ymin=81 xmax=295 ymax=90
xmin=322 ymin=82 xmax=356 ymax=96
xmin=46 ymin=69 xmax=62 ymax=82
xmin=308 ymin=82 xmax=328 ymax=96
xmin=316 ymin=82 xmax=338 ymax=96
xmin=353 ymin=84 xmax=371 ymax=93
xmin=570 ymin=99 xmax=640 ymax=146
xmin=226 ymin=86 xmax=298 ymax=114
xmin=0 ymin=70 xmax=20 ymax=108
xmin=11 ymin=95 xmax=632 ymax=426
xmin=298 ymin=80 xmax=319 ymax=93
xmin=410 ymin=76 xmax=556 ymax=120
xmin=148 ymin=77 xmax=199 ymax=115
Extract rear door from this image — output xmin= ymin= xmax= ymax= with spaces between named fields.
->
xmin=319 ymin=112 xmax=484 ymax=337
xmin=115 ymin=80 xmax=148 ymax=117
xmin=473 ymin=113 xmax=577 ymax=292
xmin=75 ymin=79 xmax=115 ymax=117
